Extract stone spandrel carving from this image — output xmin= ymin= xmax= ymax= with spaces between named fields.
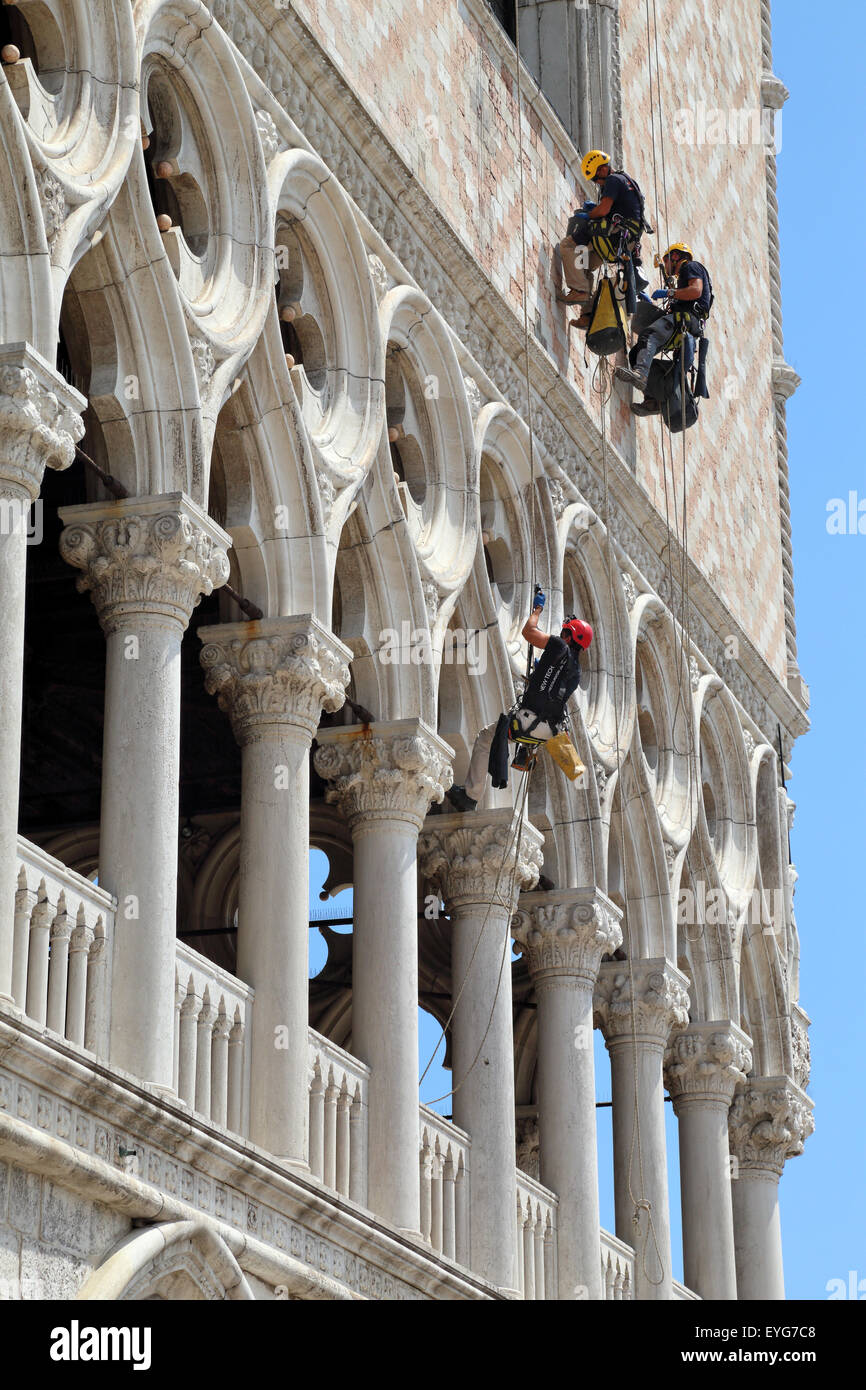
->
xmin=664 ymin=1024 xmax=753 ymax=1105
xmin=0 ymin=364 xmax=84 ymax=495
xmin=515 ymin=1117 xmax=539 ymax=1181
xmin=728 ymin=1081 xmax=814 ymax=1176
xmin=791 ymin=1016 xmax=811 ymax=1091
xmin=315 ymin=726 xmax=453 ymax=831
xmin=594 ymin=960 xmax=690 ymax=1044
xmin=367 ymin=254 xmax=389 ymax=300
xmin=199 ymin=619 xmax=351 ymax=743
xmin=512 ymin=892 xmax=622 ymax=983
xmin=59 ymin=502 xmax=230 ymax=632
xmin=418 ymin=812 xmax=543 ymax=909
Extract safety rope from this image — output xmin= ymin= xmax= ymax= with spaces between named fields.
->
xmin=421 ymin=766 xmax=535 ymax=1108
xmin=593 ymin=356 xmax=665 ymax=1288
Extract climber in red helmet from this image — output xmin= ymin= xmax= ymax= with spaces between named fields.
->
xmin=447 ymin=592 xmax=593 ymax=812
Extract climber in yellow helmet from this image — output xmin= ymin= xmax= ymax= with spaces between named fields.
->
xmin=557 ymin=150 xmax=650 ymax=326
xmin=615 ymin=243 xmax=714 ymax=409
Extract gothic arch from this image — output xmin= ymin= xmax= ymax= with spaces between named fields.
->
xmin=77 ymin=1221 xmax=254 ymax=1300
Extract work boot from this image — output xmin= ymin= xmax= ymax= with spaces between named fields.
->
xmin=631 ymin=398 xmax=661 ymax=416
xmin=569 ymin=313 xmax=592 ymax=331
xmin=446 ymin=784 xmax=477 ymax=813
xmin=615 ymin=366 xmax=649 ymax=391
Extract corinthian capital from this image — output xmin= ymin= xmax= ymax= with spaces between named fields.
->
xmin=0 ymin=344 xmax=85 ymax=497
xmin=511 ymin=887 xmax=622 ymax=985
xmin=59 ymin=494 xmax=230 ymax=633
xmin=418 ymin=809 xmax=543 ymax=912
xmin=198 ymin=616 xmax=351 ymax=744
xmin=594 ymin=958 xmax=690 ymax=1046
xmin=728 ymin=1077 xmax=814 ymax=1178
xmin=314 ymin=720 xmax=453 ymax=832
xmin=664 ymin=1022 xmax=752 ymax=1108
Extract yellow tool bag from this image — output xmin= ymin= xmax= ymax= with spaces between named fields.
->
xmin=544 ymin=731 xmax=586 ymax=782
xmin=585 ymin=275 xmax=628 ymax=357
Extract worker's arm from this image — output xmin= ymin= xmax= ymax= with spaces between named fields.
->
xmin=521 ymin=606 xmax=551 ymax=651
xmin=670 ymin=276 xmax=703 ymax=302
xmin=588 ymin=196 xmax=614 ymax=219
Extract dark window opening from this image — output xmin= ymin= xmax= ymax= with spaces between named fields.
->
xmin=486 ymin=0 xmax=517 ymax=43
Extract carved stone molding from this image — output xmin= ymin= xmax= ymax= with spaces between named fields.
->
xmin=367 ymin=254 xmax=389 ymax=300
xmin=199 ymin=616 xmax=351 ymax=744
xmin=664 ymin=1022 xmax=752 ymax=1108
xmin=511 ymin=887 xmax=622 ymax=986
xmin=59 ymin=494 xmax=230 ymax=633
xmin=594 ymin=959 xmax=690 ymax=1046
xmin=315 ymin=720 xmax=453 ymax=832
xmin=418 ymin=808 xmax=543 ymax=912
xmin=0 ymin=346 xmax=85 ymax=498
xmin=515 ymin=1117 xmax=539 ymax=1181
xmin=728 ymin=1077 xmax=814 ymax=1178
xmin=791 ymin=1006 xmax=811 ymax=1092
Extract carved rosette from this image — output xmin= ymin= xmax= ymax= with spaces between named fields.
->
xmin=728 ymin=1079 xmax=814 ymax=1178
xmin=594 ymin=959 xmax=690 ymax=1046
xmin=418 ymin=810 xmax=543 ymax=911
xmin=0 ymin=362 xmax=84 ymax=497
xmin=59 ymin=497 xmax=230 ymax=633
xmin=664 ymin=1023 xmax=752 ymax=1109
xmin=511 ymin=889 xmax=622 ymax=987
xmin=315 ymin=723 xmax=453 ymax=832
xmin=199 ymin=618 xmax=351 ymax=743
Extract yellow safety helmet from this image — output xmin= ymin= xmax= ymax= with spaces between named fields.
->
xmin=661 ymin=242 xmax=693 ymax=262
xmin=581 ymin=149 xmax=611 ymax=181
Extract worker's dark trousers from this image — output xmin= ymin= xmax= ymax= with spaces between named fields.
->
xmin=633 ymin=312 xmax=678 ymax=379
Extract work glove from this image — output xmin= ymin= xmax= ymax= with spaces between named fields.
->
xmin=652 ymin=287 xmax=671 ymax=301
xmin=582 ymin=201 xmax=597 ymax=213
xmin=533 ymin=590 xmax=546 ymax=611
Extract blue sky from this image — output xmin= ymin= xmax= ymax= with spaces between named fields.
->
xmin=760 ymin=0 xmax=866 ymax=1300
xmin=309 ymin=0 xmax=865 ymax=1300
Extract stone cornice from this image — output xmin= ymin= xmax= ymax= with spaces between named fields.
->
xmin=594 ymin=959 xmax=690 ymax=1046
xmin=511 ymin=887 xmax=622 ymax=985
xmin=772 ymin=357 xmax=801 ymax=403
xmin=418 ymin=809 xmax=543 ymax=913
xmin=664 ymin=1022 xmax=753 ymax=1108
xmin=218 ymin=0 xmax=809 ymax=747
xmin=198 ymin=616 xmax=351 ymax=744
xmin=728 ymin=1076 xmax=814 ymax=1178
xmin=58 ymin=494 xmax=231 ymax=633
xmin=0 ymin=343 xmax=85 ymax=498
xmin=761 ymin=71 xmax=790 ymax=110
xmin=314 ymin=721 xmax=453 ymax=832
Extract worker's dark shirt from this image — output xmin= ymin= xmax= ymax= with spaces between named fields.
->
xmin=600 ymin=171 xmax=643 ymax=224
xmin=678 ymin=260 xmax=712 ymax=316
xmin=524 ymin=635 xmax=582 ymax=723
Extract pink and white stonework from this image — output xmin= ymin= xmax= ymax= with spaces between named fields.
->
xmin=0 ymin=0 xmax=810 ymax=1301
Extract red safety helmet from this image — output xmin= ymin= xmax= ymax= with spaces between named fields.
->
xmin=561 ymin=618 xmax=593 ymax=649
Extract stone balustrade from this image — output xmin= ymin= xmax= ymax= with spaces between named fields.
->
xmin=308 ymin=1029 xmax=370 ymax=1206
xmin=419 ymin=1107 xmax=469 ymax=1265
xmin=174 ymin=942 xmax=254 ymax=1134
xmin=673 ymin=1279 xmax=702 ymax=1300
xmin=600 ymin=1228 xmax=635 ymax=1300
xmin=515 ymin=1171 xmax=558 ymax=1300
xmin=12 ymin=838 xmax=114 ymax=1056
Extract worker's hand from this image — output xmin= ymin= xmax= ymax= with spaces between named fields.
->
xmin=533 ymin=590 xmax=546 ymax=612
xmin=582 ymin=201 xmax=597 ymax=213
xmin=651 ymin=287 xmax=671 ymax=301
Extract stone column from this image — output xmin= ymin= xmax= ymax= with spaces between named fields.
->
xmin=59 ymin=495 xmax=229 ymax=1090
xmin=512 ymin=888 xmax=623 ymax=1300
xmin=594 ymin=959 xmax=689 ymax=1300
xmin=728 ymin=1077 xmax=813 ymax=1301
xmin=664 ymin=1022 xmax=752 ymax=1300
xmin=419 ymin=810 xmax=543 ymax=1289
xmin=0 ymin=346 xmax=84 ymax=1009
xmin=198 ymin=618 xmax=350 ymax=1162
xmin=314 ymin=721 xmax=453 ymax=1233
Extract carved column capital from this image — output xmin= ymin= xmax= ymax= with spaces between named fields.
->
xmin=418 ymin=808 xmax=543 ymax=912
xmin=511 ymin=887 xmax=622 ymax=988
xmin=198 ymin=616 xmax=351 ymax=744
xmin=59 ymin=494 xmax=230 ymax=633
xmin=314 ymin=720 xmax=453 ymax=833
xmin=728 ymin=1077 xmax=814 ymax=1178
xmin=594 ymin=958 xmax=690 ymax=1047
xmin=664 ymin=1022 xmax=753 ymax=1109
xmin=0 ymin=343 xmax=85 ymax=498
